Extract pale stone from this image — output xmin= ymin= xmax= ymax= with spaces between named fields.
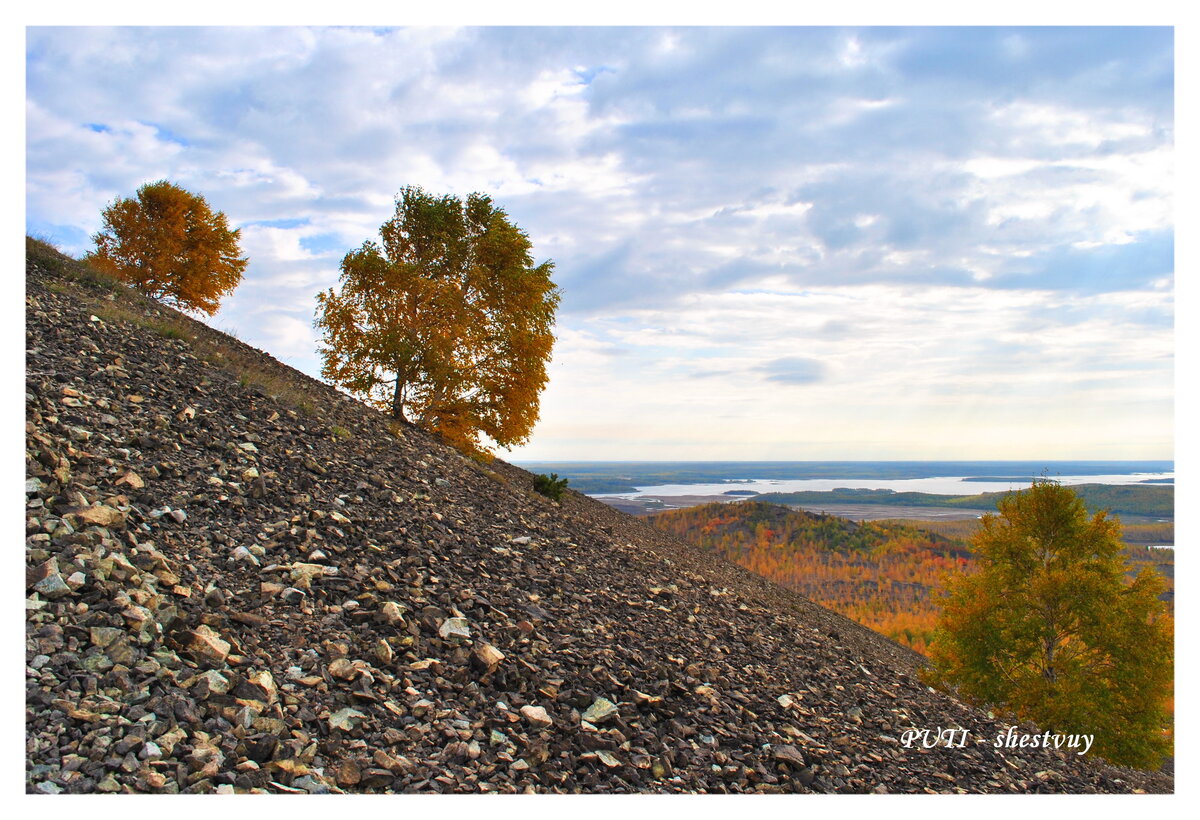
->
xmin=520 ymin=704 xmax=553 ymax=729
xmin=74 ymin=505 xmax=125 ymax=528
xmin=438 ymin=617 xmax=471 ymax=640
xmin=581 ymin=697 xmax=619 ymax=725
xmin=188 ymin=625 xmax=231 ymax=665
xmin=328 ymin=707 xmax=367 ymax=732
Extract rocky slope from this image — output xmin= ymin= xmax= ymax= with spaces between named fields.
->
xmin=23 ymin=240 xmax=1172 ymax=794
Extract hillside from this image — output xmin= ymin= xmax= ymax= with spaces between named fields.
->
xmin=755 ymin=484 xmax=1173 ymax=521
xmin=24 ymin=240 xmax=1171 ymax=794
xmin=648 ymin=502 xmax=1175 ymax=655
xmin=648 ymin=502 xmax=970 ymax=654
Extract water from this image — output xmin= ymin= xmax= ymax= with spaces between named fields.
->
xmin=593 ymin=472 xmax=1174 ymax=499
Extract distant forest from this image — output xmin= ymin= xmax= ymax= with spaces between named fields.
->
xmin=649 ymin=500 xmax=1174 ymax=655
xmin=756 ymin=483 xmax=1173 ymax=520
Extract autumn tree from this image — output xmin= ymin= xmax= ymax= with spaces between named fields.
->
xmin=927 ymin=480 xmax=1173 ymax=768
xmin=315 ymin=186 xmax=559 ymax=457
xmin=87 ymin=180 xmax=247 ymax=315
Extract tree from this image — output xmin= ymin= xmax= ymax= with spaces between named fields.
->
xmin=533 ymin=473 xmax=569 ymax=501
xmin=87 ymin=180 xmax=247 ymax=316
xmin=927 ymin=480 xmax=1173 ymax=768
xmin=315 ymin=186 xmax=559 ymax=457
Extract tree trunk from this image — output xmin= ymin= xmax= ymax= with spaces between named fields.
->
xmin=1044 ymin=637 xmax=1058 ymax=684
xmin=392 ymin=378 xmax=406 ymax=422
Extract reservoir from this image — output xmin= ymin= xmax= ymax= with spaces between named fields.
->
xmin=593 ymin=472 xmax=1174 ymax=499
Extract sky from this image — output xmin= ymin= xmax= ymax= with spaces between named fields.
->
xmin=24 ymin=25 xmax=1175 ymax=461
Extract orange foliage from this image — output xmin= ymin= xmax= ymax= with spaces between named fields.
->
xmin=650 ymin=501 xmax=971 ymax=654
xmin=87 ymin=180 xmax=246 ymax=316
xmin=315 ymin=186 xmax=559 ymax=457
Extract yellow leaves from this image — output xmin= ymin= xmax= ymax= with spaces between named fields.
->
xmin=927 ymin=480 xmax=1174 ymax=769
xmin=86 ymin=180 xmax=247 ymax=316
xmin=315 ymin=186 xmax=559 ymax=458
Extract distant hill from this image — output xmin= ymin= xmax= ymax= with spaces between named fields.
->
xmin=650 ymin=499 xmax=1175 ymax=656
xmin=756 ymin=484 xmax=1174 ymax=520
xmin=647 ymin=501 xmax=971 ymax=654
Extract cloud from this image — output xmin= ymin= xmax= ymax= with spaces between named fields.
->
xmin=758 ymin=356 xmax=827 ymax=386
xmin=24 ymin=26 xmax=1173 ymax=459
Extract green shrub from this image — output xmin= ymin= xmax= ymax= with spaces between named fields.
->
xmin=533 ymin=472 xmax=569 ymax=502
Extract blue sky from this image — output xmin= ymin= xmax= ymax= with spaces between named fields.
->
xmin=25 ymin=25 xmax=1174 ymax=459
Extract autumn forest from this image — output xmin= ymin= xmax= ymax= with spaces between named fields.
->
xmin=648 ymin=500 xmax=1174 ymax=655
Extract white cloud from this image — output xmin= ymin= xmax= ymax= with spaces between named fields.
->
xmin=25 ymin=26 xmax=1173 ymax=459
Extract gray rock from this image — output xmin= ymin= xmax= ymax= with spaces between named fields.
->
xmin=581 ymin=697 xmax=619 ymax=725
xmin=231 ymin=546 xmax=259 ymax=566
xmin=772 ymin=744 xmax=806 ymax=768
xmin=329 ymin=707 xmax=367 ymax=732
xmin=33 ymin=572 xmax=72 ymax=600
xmin=438 ymin=617 xmax=471 ymax=640
xmin=520 ymin=704 xmax=553 ymax=729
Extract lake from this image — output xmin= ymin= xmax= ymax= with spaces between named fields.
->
xmin=591 ymin=472 xmax=1174 ymax=499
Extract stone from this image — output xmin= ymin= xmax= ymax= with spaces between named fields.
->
xmin=438 ymin=617 xmax=471 ymax=640
xmin=373 ymin=750 xmax=413 ymax=775
xmin=633 ymin=690 xmax=663 ymax=707
xmin=289 ymin=563 xmax=330 ymax=590
xmin=96 ymin=773 xmax=122 ymax=793
xmin=186 ymin=625 xmax=231 ymax=665
xmin=115 ymin=471 xmax=145 ymax=490
xmin=33 ymin=572 xmax=72 ymax=600
xmin=328 ymin=707 xmax=367 ymax=732
xmin=595 ymin=750 xmax=621 ymax=768
xmin=772 ymin=745 xmax=806 ymax=769
xmin=193 ymin=670 xmax=231 ymax=697
xmin=328 ymin=658 xmax=358 ymax=681
xmin=472 ymin=642 xmax=505 ymax=672
xmin=246 ymin=670 xmax=278 ymax=703
xmin=334 ymin=759 xmax=361 ymax=786
xmin=520 ymin=705 xmax=553 ymax=729
xmin=231 ymin=546 xmax=259 ymax=566
xmin=379 ymin=601 xmax=406 ymax=625
xmin=73 ymin=504 xmax=124 ymax=529
xmin=581 ymin=697 xmax=619 ymax=725
xmin=26 ymin=558 xmax=57 ymax=589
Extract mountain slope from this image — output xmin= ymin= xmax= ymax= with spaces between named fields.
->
xmin=23 ymin=240 xmax=1171 ymax=794
xmin=647 ymin=501 xmax=971 ymax=653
